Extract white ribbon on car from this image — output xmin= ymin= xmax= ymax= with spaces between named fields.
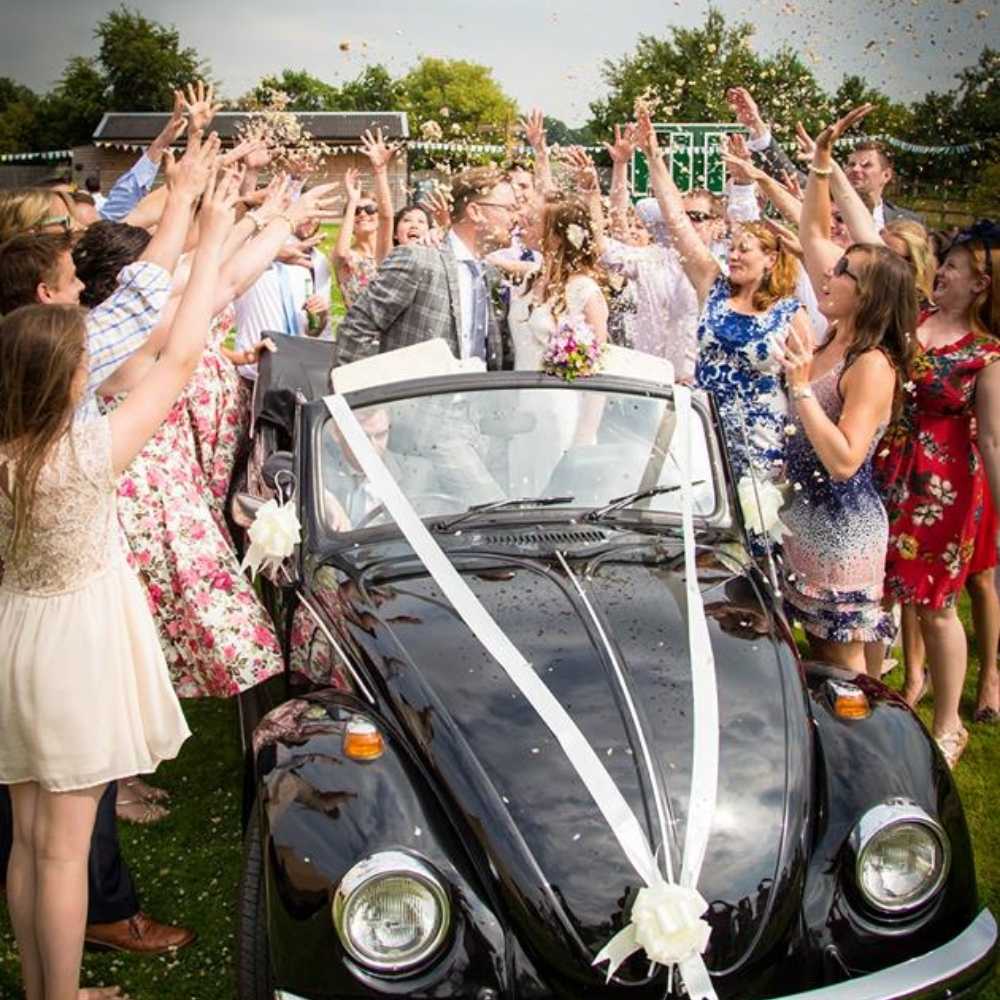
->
xmin=324 ymin=388 xmax=719 ymax=999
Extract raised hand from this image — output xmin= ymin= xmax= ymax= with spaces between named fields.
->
xmin=814 ymin=103 xmax=874 ymax=153
xmin=775 ymin=311 xmax=815 ymax=390
xmin=276 ymin=234 xmax=322 ymax=268
xmin=146 ymin=90 xmax=188 ymax=163
xmin=634 ymin=108 xmax=660 ymax=158
xmin=221 ymin=136 xmax=268 ymax=168
xmin=182 ymin=80 xmax=222 ymax=133
xmin=343 ymin=167 xmax=362 ymax=203
xmin=561 ymin=146 xmax=599 ymax=191
xmin=762 ymin=218 xmax=803 ymax=259
xmin=360 ymin=128 xmax=399 ymax=172
xmin=255 ymin=172 xmax=292 ymax=221
xmin=722 ymin=135 xmax=760 ymax=184
xmin=164 ymin=129 xmax=221 ymax=201
xmin=199 ymin=166 xmax=242 ymax=243
xmin=794 ymin=122 xmax=817 ymax=162
xmin=520 ymin=108 xmax=547 ymax=152
xmin=779 ymin=170 xmax=804 ymax=201
xmin=420 ymin=186 xmax=452 ymax=230
xmin=725 ymin=87 xmax=766 ymax=135
xmin=603 ymin=123 xmax=638 ymax=165
xmin=290 ymin=181 xmax=341 ymax=226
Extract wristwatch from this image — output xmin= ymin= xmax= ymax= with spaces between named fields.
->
xmin=791 ymin=386 xmax=814 ymax=400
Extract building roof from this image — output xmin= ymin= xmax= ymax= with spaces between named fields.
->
xmin=93 ymin=111 xmax=409 ymax=143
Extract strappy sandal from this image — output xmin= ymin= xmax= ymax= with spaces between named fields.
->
xmin=902 ymin=671 xmax=930 ymax=707
xmin=116 ymin=796 xmax=169 ymax=825
xmin=934 ymin=726 xmax=969 ymax=770
xmin=122 ymin=776 xmax=170 ymax=804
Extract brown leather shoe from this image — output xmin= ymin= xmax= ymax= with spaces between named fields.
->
xmin=85 ymin=911 xmax=196 ymax=954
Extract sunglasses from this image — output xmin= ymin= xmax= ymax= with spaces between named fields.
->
xmin=685 ymin=210 xmax=714 ymax=223
xmin=833 ymin=255 xmax=860 ymax=282
xmin=33 ymin=214 xmax=73 ymax=233
xmin=354 ymin=204 xmax=377 ymax=216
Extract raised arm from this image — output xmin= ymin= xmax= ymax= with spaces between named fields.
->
xmin=361 ymin=128 xmax=400 ymax=264
xmin=722 ymin=150 xmax=802 ymax=225
xmin=521 ymin=108 xmax=554 ymax=194
xmin=604 ymin=124 xmax=637 ymax=240
xmin=332 ymin=167 xmax=362 ymax=267
xmin=636 ymin=110 xmax=719 ymax=305
xmin=138 ymin=129 xmax=220 ymax=275
xmin=109 ymin=168 xmax=238 ymax=475
xmin=830 ymin=161 xmax=884 ymax=246
xmin=800 ymin=106 xmax=873 ymax=289
xmin=780 ymin=316 xmax=895 ymax=480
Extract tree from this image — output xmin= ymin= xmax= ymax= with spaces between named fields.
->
xmin=588 ymin=8 xmax=831 ymax=141
xmin=0 ymin=77 xmax=40 ymax=153
xmin=95 ymin=6 xmax=209 ymax=111
xmin=832 ymin=75 xmax=913 ymax=139
xmin=243 ymin=69 xmax=339 ymax=111
xmin=400 ymin=57 xmax=517 ymax=141
xmin=336 ymin=64 xmax=405 ymax=112
xmin=543 ymin=116 xmax=595 ymax=148
xmin=35 ymin=57 xmax=109 ymax=149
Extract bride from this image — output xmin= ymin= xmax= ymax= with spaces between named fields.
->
xmin=501 ymin=194 xmax=610 ymax=492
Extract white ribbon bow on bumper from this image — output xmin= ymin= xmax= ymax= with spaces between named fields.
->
xmin=324 ymin=385 xmax=719 ymax=1000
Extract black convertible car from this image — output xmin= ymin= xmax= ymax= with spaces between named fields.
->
xmin=232 ymin=335 xmax=997 ymax=1000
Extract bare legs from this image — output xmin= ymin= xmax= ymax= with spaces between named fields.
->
xmin=966 ymin=568 xmax=1000 ymax=715
xmin=8 ymin=781 xmax=108 ymax=1000
xmin=807 ymin=632 xmax=866 ymax=674
xmin=915 ymin=605 xmax=967 ymax=738
xmin=900 ymin=604 xmax=928 ymax=705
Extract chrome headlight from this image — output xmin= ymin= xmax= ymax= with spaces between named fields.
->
xmin=332 ymin=851 xmax=450 ymax=973
xmin=849 ymin=801 xmax=950 ymax=914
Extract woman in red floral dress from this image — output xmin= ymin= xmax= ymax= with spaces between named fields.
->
xmin=877 ymin=225 xmax=1000 ymax=767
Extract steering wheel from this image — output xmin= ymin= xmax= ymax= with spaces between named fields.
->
xmin=353 ymin=492 xmax=466 ymax=530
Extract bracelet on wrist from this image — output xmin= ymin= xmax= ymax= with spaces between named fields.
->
xmin=792 ymin=385 xmax=814 ymax=400
xmin=808 ymin=164 xmax=833 ymax=178
xmin=246 ymin=211 xmax=265 ymax=236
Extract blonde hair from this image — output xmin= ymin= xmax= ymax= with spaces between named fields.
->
xmin=0 ymin=189 xmax=65 ymax=243
xmin=734 ymin=222 xmax=800 ymax=311
xmin=0 ymin=304 xmax=88 ymax=557
xmin=538 ymin=195 xmax=605 ymax=320
xmin=884 ymin=219 xmax=937 ymax=307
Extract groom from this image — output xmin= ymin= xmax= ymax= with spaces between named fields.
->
xmin=332 ymin=166 xmax=518 ymax=371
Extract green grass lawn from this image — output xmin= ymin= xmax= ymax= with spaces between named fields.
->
xmin=1 ymin=602 xmax=998 ymax=998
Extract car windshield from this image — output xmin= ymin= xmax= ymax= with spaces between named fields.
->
xmin=318 ymin=385 xmax=722 ymax=534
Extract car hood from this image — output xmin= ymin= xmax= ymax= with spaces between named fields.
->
xmin=328 ymin=544 xmax=811 ymax=985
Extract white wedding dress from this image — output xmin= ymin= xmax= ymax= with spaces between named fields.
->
xmin=507 ymin=274 xmax=602 ymax=494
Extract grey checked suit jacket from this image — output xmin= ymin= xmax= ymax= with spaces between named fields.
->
xmin=332 ymin=243 xmax=506 ymax=370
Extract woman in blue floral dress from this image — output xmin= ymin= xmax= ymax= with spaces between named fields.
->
xmin=637 ymin=114 xmax=805 ymax=487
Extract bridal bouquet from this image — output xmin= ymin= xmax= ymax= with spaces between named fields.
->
xmin=543 ymin=315 xmax=606 ymax=382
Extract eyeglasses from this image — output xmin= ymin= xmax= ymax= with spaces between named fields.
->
xmin=354 ymin=204 xmax=377 ymax=216
xmin=833 ymin=255 xmax=860 ymax=282
xmin=685 ymin=210 xmax=714 ymax=223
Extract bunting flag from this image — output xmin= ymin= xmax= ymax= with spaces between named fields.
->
xmin=0 ymin=149 xmax=72 ymax=163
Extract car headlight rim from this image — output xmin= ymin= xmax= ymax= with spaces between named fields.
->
xmin=849 ymin=800 xmax=951 ymax=916
xmin=332 ymin=851 xmax=451 ymax=974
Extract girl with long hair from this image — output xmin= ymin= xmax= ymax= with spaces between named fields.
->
xmin=0 ymin=166 xmax=238 ymax=1000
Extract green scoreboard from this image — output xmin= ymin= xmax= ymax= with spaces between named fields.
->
xmin=631 ymin=123 xmax=747 ymax=197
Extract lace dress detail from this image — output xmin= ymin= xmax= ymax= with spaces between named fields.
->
xmin=0 ymin=417 xmax=189 ymax=791
xmin=0 ymin=420 xmax=118 ymax=595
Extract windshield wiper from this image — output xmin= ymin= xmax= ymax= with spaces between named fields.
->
xmin=585 ymin=482 xmax=705 ymax=522
xmin=435 ymin=495 xmax=575 ymax=533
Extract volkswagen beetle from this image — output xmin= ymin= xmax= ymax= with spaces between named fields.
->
xmin=233 ymin=334 xmax=997 ymax=1000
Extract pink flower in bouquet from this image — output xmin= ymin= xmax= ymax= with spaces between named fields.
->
xmin=543 ymin=316 xmax=605 ymax=381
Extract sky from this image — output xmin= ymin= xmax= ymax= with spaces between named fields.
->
xmin=3 ymin=0 xmax=996 ymax=126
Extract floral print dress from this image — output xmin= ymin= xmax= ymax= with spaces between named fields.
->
xmin=876 ymin=326 xmax=1000 ymax=608
xmin=335 ymin=249 xmax=377 ymax=310
xmin=107 ymin=318 xmax=284 ymax=697
xmin=695 ymin=275 xmax=800 ymax=483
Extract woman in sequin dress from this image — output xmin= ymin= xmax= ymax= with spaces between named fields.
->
xmin=779 ymin=247 xmax=916 ymax=672
xmin=776 ymin=105 xmax=917 ymax=675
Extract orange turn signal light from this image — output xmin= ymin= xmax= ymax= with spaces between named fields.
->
xmin=343 ymin=716 xmax=384 ymax=761
xmin=826 ymin=680 xmax=871 ymax=720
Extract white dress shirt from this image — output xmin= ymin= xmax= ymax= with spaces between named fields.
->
xmin=447 ymin=229 xmax=477 ymax=359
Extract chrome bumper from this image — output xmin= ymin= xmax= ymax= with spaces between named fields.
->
xmin=273 ymin=908 xmax=997 ymax=1000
